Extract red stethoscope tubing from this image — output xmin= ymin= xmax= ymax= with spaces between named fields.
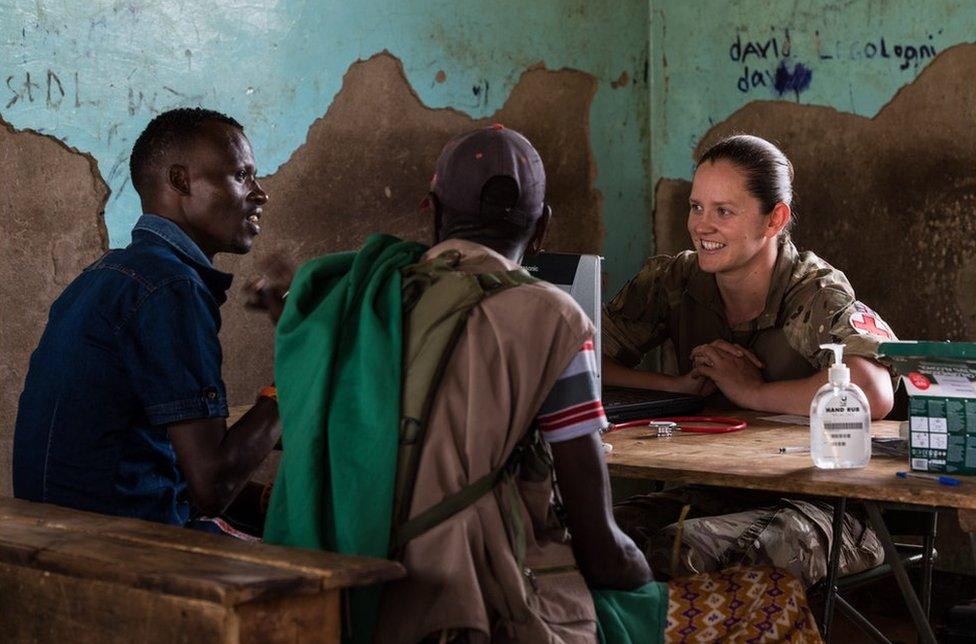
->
xmin=607 ymin=416 xmax=748 ymax=433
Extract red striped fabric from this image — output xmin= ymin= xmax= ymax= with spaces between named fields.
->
xmin=535 ymin=337 xmax=606 ymax=443
xmin=539 ymin=400 xmax=606 ymax=432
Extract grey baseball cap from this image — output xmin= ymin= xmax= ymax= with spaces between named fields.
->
xmin=430 ymin=124 xmax=546 ymax=228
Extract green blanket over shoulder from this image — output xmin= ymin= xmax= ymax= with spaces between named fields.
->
xmin=264 ymin=233 xmax=427 ymax=644
xmin=262 ymin=232 xmax=666 ymax=644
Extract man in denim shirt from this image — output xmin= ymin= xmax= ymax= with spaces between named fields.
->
xmin=14 ymin=108 xmax=286 ymax=531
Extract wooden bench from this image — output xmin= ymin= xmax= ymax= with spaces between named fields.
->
xmin=0 ymin=497 xmax=404 ymax=643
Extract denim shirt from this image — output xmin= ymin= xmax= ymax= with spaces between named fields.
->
xmin=13 ymin=214 xmax=233 ymax=525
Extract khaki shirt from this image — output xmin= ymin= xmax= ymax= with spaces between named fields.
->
xmin=376 ymin=239 xmax=598 ymax=644
xmin=603 ymin=240 xmax=896 ymax=381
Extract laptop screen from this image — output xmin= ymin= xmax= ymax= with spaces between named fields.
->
xmin=522 ymin=252 xmax=602 ymax=382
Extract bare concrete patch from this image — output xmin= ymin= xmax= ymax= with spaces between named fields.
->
xmin=956 ymin=256 xmax=976 ymax=335
xmin=0 ymin=118 xmax=109 ymax=495
xmin=652 ymin=177 xmax=692 ymax=256
xmin=217 ymin=52 xmax=601 ymax=407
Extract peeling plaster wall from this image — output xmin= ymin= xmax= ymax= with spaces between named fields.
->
xmin=0 ymin=1 xmax=649 ymax=494
xmin=649 ymin=0 xmax=976 ymax=342
xmin=0 ymin=118 xmax=108 ymax=496
xmin=220 ymin=53 xmax=601 ymax=412
xmin=649 ymin=0 xmax=976 ymax=341
xmin=650 ymin=0 xmax=976 ymax=188
xmin=654 ymin=45 xmax=976 ymax=344
xmin=0 ymin=0 xmax=650 ymax=290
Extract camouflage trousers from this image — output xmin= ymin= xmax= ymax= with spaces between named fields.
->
xmin=615 ymin=486 xmax=884 ymax=588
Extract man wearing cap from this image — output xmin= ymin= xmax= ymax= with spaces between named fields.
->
xmin=265 ymin=126 xmax=822 ymax=643
xmin=376 ymin=124 xmax=654 ymax=640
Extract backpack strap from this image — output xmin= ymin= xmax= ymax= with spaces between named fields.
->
xmin=390 ymin=251 xmax=538 ymax=556
xmin=392 ymin=435 xmax=528 ymax=551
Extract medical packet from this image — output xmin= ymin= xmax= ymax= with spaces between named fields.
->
xmin=878 ymin=341 xmax=976 ymax=474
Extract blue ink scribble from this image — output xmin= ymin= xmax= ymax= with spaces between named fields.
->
xmin=773 ymin=60 xmax=813 ymax=100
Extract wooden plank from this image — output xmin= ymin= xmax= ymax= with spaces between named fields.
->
xmin=604 ymin=411 xmax=976 ymax=510
xmin=0 ymin=561 xmax=234 ymax=643
xmin=0 ymin=498 xmax=404 ymax=594
xmin=0 ymin=521 xmax=319 ymax=605
xmin=237 ymin=590 xmax=341 ymax=643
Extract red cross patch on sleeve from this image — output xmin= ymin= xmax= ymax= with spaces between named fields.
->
xmin=849 ymin=302 xmax=893 ymax=339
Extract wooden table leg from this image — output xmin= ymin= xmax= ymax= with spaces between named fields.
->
xmin=864 ymin=502 xmax=937 ymax=644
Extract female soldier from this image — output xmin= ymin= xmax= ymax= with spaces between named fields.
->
xmin=603 ymin=134 xmax=894 ymax=417
xmin=604 ymin=134 xmax=895 ymax=587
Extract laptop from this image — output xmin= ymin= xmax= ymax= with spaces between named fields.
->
xmin=522 ymin=252 xmax=705 ymax=423
xmin=601 ymin=386 xmax=704 ymax=423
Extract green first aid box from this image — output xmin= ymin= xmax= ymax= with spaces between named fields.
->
xmin=879 ymin=341 xmax=976 ymax=474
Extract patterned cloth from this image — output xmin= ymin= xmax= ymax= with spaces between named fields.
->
xmin=665 ymin=566 xmax=822 ymax=643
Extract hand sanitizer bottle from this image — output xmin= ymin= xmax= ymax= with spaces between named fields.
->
xmin=810 ymin=343 xmax=871 ymax=469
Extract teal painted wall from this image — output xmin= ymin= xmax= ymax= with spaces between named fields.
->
xmin=7 ymin=1 xmax=974 ymax=294
xmin=0 ymin=0 xmax=650 ymax=290
xmin=650 ymin=0 xmax=975 ymax=194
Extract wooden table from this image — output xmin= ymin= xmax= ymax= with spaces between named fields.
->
xmin=604 ymin=410 xmax=974 ymax=644
xmin=0 ymin=498 xmax=404 ymax=643
xmin=606 ymin=411 xmax=976 ymax=511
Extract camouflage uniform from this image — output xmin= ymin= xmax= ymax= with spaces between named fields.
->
xmin=604 ymin=240 xmax=895 ymax=587
xmin=603 ymin=239 xmax=896 ymax=384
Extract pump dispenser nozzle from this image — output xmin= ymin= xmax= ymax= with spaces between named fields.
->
xmin=821 ymin=343 xmax=850 ymax=386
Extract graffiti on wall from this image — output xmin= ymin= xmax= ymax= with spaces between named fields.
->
xmin=4 ymin=64 xmax=211 ymax=201
xmin=729 ymin=29 xmax=942 ymax=99
xmin=4 ymin=67 xmax=206 ymax=116
xmin=4 ymin=70 xmax=96 ymax=110
xmin=814 ymin=30 xmax=941 ymax=69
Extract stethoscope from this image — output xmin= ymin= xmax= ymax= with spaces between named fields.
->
xmin=604 ymin=416 xmax=748 ymax=436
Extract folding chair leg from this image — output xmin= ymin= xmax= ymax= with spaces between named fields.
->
xmin=835 ymin=595 xmax=893 ymax=644
xmin=864 ymin=502 xmax=937 ymax=644
xmin=820 ymin=498 xmax=847 ymax=640
xmin=920 ymin=510 xmax=937 ymax=619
